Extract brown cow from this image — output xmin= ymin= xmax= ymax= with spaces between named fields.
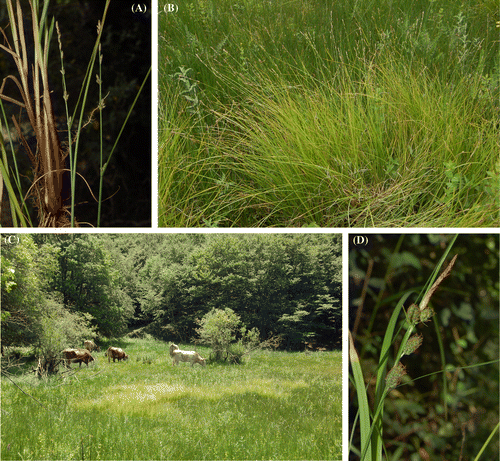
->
xmin=83 ymin=340 xmax=100 ymax=352
xmin=105 ymin=347 xmax=128 ymax=363
xmin=62 ymin=348 xmax=94 ymax=368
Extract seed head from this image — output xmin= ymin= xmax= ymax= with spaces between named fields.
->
xmin=407 ymin=303 xmax=420 ymax=325
xmin=385 ymin=362 xmax=406 ymax=391
xmin=420 ymin=306 xmax=434 ymax=324
xmin=402 ymin=334 xmax=423 ymax=356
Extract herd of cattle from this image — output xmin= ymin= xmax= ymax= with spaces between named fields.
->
xmin=61 ymin=341 xmax=206 ymax=368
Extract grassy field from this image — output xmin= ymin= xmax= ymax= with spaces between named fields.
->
xmin=158 ymin=0 xmax=499 ymax=227
xmin=1 ymin=339 xmax=342 ymax=460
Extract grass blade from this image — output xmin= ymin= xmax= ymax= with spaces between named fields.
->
xmin=473 ymin=422 xmax=500 ymax=461
xmin=349 ymin=330 xmax=372 ymax=461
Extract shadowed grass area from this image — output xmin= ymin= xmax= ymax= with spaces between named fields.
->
xmin=158 ymin=0 xmax=499 ymax=227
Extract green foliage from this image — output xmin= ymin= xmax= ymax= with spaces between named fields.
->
xmin=1 ymin=235 xmax=46 ymax=346
xmin=0 ymin=256 xmax=17 ymax=293
xmin=196 ymin=308 xmax=259 ymax=363
xmin=168 ymin=66 xmax=202 ymax=118
xmin=49 ymin=235 xmax=134 ymax=337
xmin=137 ymin=234 xmax=341 ymax=349
xmin=2 ymin=234 xmax=341 ymax=354
xmin=38 ymin=297 xmax=96 ymax=358
xmin=1 ymin=234 xmax=97 ymax=360
xmin=279 ymin=293 xmax=341 ymax=348
xmin=196 ymin=307 xmax=241 ymax=358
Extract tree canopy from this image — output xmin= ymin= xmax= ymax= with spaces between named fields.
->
xmin=1 ymin=233 xmax=341 ymax=352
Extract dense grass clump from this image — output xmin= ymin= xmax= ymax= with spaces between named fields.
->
xmin=1 ymin=339 xmax=342 ymax=460
xmin=158 ymin=0 xmax=499 ymax=227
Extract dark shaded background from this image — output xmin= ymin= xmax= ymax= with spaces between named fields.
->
xmin=0 ymin=0 xmax=151 ymax=227
xmin=349 ymin=234 xmax=499 ymax=460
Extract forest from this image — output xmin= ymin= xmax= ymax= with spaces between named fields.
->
xmin=1 ymin=233 xmax=342 ymax=357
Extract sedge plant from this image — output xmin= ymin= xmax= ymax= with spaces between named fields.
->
xmin=349 ymin=235 xmax=499 ymax=460
xmin=0 ymin=0 xmax=67 ymax=226
xmin=159 ymin=0 xmax=499 ymax=227
xmin=0 ymin=0 xmax=150 ymax=227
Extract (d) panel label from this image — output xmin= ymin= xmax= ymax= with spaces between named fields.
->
xmin=352 ymin=235 xmax=369 ymax=247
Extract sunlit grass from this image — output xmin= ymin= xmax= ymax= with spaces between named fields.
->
xmin=158 ymin=0 xmax=499 ymax=227
xmin=161 ymin=54 xmax=499 ymax=227
xmin=2 ymin=341 xmax=341 ymax=460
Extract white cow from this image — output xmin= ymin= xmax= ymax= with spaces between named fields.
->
xmin=169 ymin=344 xmax=206 ymax=367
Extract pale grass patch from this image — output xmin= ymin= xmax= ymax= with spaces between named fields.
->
xmin=75 ymin=378 xmax=309 ymax=416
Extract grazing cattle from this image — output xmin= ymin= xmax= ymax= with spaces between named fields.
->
xmin=304 ymin=341 xmax=327 ymax=352
xmin=62 ymin=348 xmax=94 ymax=368
xmin=169 ymin=344 xmax=206 ymax=367
xmin=106 ymin=347 xmax=128 ymax=363
xmin=83 ymin=340 xmax=100 ymax=352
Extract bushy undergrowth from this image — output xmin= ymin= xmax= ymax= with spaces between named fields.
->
xmin=159 ymin=0 xmax=499 ymax=227
xmin=1 ymin=338 xmax=342 ymax=460
xmin=196 ymin=307 xmax=260 ymax=363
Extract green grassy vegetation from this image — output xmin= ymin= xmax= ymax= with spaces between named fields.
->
xmin=349 ymin=234 xmax=499 ymax=460
xmin=159 ymin=0 xmax=499 ymax=227
xmin=1 ymin=338 xmax=342 ymax=460
xmin=0 ymin=1 xmax=150 ymax=227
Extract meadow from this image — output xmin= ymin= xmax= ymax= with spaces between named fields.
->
xmin=158 ymin=0 xmax=499 ymax=227
xmin=1 ymin=339 xmax=342 ymax=460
